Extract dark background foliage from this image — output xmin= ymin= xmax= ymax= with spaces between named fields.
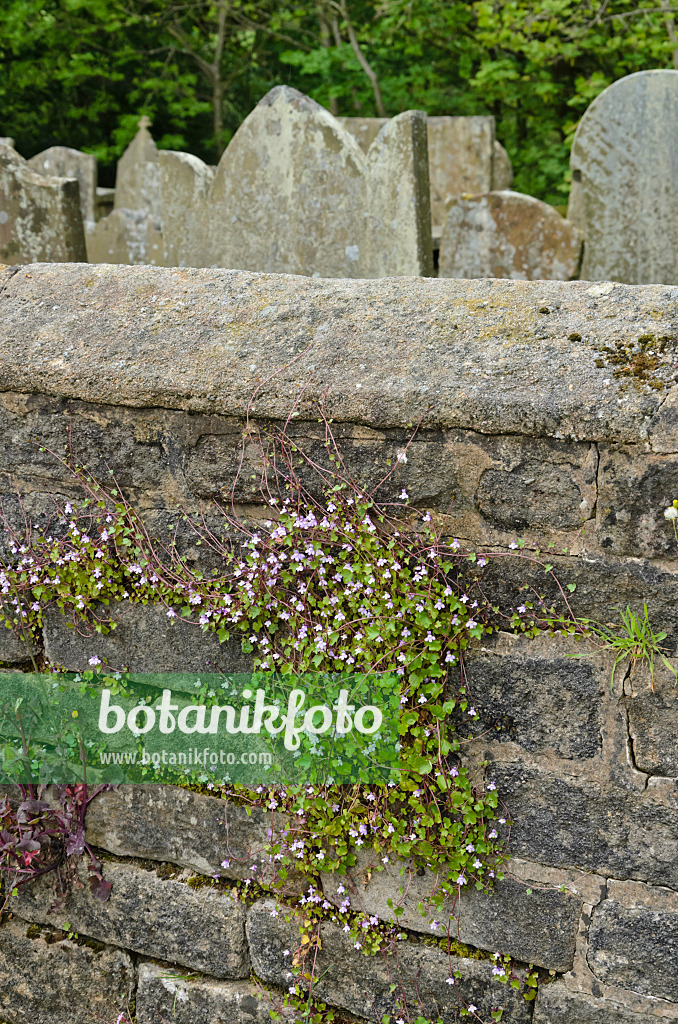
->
xmin=2 ymin=0 xmax=677 ymax=202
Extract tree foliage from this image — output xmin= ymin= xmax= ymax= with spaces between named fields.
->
xmin=1 ymin=0 xmax=677 ymax=200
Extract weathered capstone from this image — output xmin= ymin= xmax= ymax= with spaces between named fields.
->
xmin=85 ymin=784 xmax=304 ymax=895
xmin=113 ymin=115 xmax=161 ymax=220
xmin=27 ymin=145 xmax=97 ymax=223
xmin=588 ymin=879 xmax=678 ymax=1002
xmin=2 ymin=264 xmax=678 ymax=442
xmin=439 ymin=191 xmax=582 ymax=280
xmin=0 ymin=917 xmax=135 ymax=1024
xmin=320 ymin=847 xmax=581 ymax=970
xmin=162 ymin=86 xmax=432 ymax=276
xmin=85 ymin=206 xmax=163 ymax=265
xmin=247 ymin=899 xmax=533 ymax=1023
xmin=11 ymin=859 xmax=250 ymax=979
xmin=568 ymin=69 xmax=678 ymax=284
xmin=0 ymin=144 xmax=87 ymax=264
xmin=136 ymin=964 xmax=292 ymax=1024
xmin=492 ymin=140 xmax=513 ymax=189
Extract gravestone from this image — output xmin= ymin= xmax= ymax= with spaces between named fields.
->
xmin=568 ymin=69 xmax=678 ymax=284
xmin=159 ymin=151 xmax=215 ymax=267
xmin=113 ymin=115 xmax=161 ymax=220
xmin=439 ymin=190 xmax=582 ymax=280
xmin=492 ymin=141 xmax=513 ymax=189
xmin=426 ymin=116 xmax=494 ymax=232
xmin=340 ymin=114 xmax=507 ymax=236
xmin=0 ymin=143 xmax=87 ymax=264
xmin=85 ymin=208 xmax=163 ymax=266
xmin=162 ymin=86 xmax=432 ymax=277
xmin=88 ymin=116 xmax=163 ymax=265
xmin=28 ymin=146 xmax=97 ymax=224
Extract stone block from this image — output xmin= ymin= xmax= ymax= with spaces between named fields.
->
xmin=533 ymin=983 xmax=651 ymax=1023
xmin=247 ymin=899 xmax=533 ymax=1023
xmin=439 ymin=191 xmax=582 ymax=281
xmin=43 ymin=600 xmax=253 ymax=674
xmin=588 ymin=879 xmax=678 ymax=1002
xmin=85 ymin=784 xmax=303 ymax=895
xmin=450 ymin=632 xmax=605 ymax=759
xmin=627 ymin=661 xmax=678 ymax=775
xmin=0 ymin=144 xmax=87 ymax=264
xmin=0 ymin=620 xmax=40 ymax=665
xmin=136 ymin=963 xmax=291 ymax=1024
xmin=320 ymin=847 xmax=581 ymax=970
xmin=11 ymin=857 xmax=249 ymax=979
xmin=0 ymin=917 xmax=134 ymax=1024
xmin=28 ymin=146 xmax=97 ymax=224
xmin=3 ymin=263 xmax=678 ymax=447
xmin=491 ymin=762 xmax=678 ymax=888
xmin=596 ymin=444 xmax=678 ymax=559
xmin=568 ymin=69 xmax=678 ymax=284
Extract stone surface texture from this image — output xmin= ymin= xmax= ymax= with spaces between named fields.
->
xmin=440 ymin=190 xmax=582 ymax=280
xmin=568 ymin=69 xmax=678 ymax=284
xmin=0 ymin=917 xmax=135 ymax=1024
xmin=27 ymin=146 xmax=97 ymax=224
xmin=43 ymin=601 xmax=253 ymax=674
xmin=0 ymin=144 xmax=87 ymax=264
xmin=588 ymin=879 xmax=678 ymax=1002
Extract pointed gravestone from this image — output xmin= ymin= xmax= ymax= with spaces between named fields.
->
xmin=87 ymin=116 xmax=162 ymax=265
xmin=439 ymin=191 xmax=582 ymax=281
xmin=27 ymin=146 xmax=97 ymax=224
xmin=161 ymin=86 xmax=432 ymax=277
xmin=0 ymin=144 xmax=87 ymax=264
xmin=113 ymin=115 xmax=161 ymax=219
xmin=568 ymin=69 xmax=678 ymax=284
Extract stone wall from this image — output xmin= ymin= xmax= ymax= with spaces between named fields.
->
xmin=2 ymin=263 xmax=678 ymax=1022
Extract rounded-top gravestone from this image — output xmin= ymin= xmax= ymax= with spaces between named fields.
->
xmin=568 ymin=69 xmax=678 ymax=284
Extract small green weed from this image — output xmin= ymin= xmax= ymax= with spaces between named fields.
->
xmin=579 ymin=603 xmax=676 ymax=692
